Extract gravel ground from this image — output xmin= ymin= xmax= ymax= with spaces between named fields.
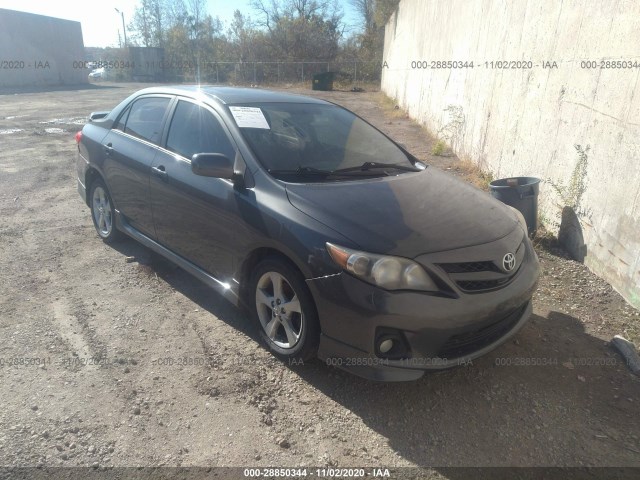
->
xmin=0 ymin=82 xmax=639 ymax=476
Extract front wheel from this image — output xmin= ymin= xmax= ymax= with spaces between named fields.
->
xmin=251 ymin=258 xmax=320 ymax=361
xmin=89 ymin=179 xmax=123 ymax=244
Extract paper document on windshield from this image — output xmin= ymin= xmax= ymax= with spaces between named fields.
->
xmin=229 ymin=106 xmax=270 ymax=129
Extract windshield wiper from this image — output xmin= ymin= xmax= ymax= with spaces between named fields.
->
xmin=331 ymin=161 xmax=421 ymax=174
xmin=268 ymin=162 xmax=422 ymax=179
xmin=268 ymin=166 xmax=333 ymax=176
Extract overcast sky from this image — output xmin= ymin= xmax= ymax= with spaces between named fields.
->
xmin=0 ymin=0 xmax=360 ymax=48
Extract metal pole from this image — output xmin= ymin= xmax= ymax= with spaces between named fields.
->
xmin=302 ymin=62 xmax=304 ymax=82
xmin=354 ymin=61 xmax=357 ymax=84
xmin=114 ymin=9 xmax=127 ymax=48
xmin=121 ymin=13 xmax=127 ymax=47
xmin=277 ymin=62 xmax=280 ymax=83
xmin=253 ymin=62 xmax=256 ymax=83
xmin=216 ymin=63 xmax=219 ymax=83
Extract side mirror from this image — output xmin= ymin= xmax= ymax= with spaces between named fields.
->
xmin=191 ymin=153 xmax=234 ymax=179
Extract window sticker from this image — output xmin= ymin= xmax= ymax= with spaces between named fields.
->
xmin=229 ymin=106 xmax=270 ymax=129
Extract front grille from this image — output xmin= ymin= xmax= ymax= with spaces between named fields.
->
xmin=437 ymin=304 xmax=527 ymax=358
xmin=435 ymin=241 xmax=525 ymax=293
xmin=456 ymin=276 xmax=515 ymax=292
xmin=438 ymin=261 xmax=501 ymax=274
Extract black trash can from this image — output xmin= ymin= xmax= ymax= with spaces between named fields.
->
xmin=312 ymin=72 xmax=335 ymax=91
xmin=489 ymin=177 xmax=540 ymax=236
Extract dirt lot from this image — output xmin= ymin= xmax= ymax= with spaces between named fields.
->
xmin=0 ymin=82 xmax=639 ymax=476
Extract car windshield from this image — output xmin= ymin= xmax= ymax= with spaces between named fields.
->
xmin=229 ymin=102 xmax=416 ymax=180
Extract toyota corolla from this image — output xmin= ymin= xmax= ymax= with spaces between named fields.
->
xmin=76 ymin=86 xmax=540 ymax=381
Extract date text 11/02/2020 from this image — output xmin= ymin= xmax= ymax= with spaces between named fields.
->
xmin=243 ymin=468 xmax=391 ymax=478
xmin=407 ymin=59 xmax=640 ymax=69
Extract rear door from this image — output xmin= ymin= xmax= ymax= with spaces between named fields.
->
xmin=149 ymin=98 xmax=239 ymax=277
xmin=101 ymin=95 xmax=172 ymax=237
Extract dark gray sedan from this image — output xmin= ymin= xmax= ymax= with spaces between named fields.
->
xmin=76 ymin=86 xmax=539 ymax=381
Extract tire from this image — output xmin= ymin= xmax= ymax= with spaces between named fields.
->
xmin=251 ymin=257 xmax=320 ymax=361
xmin=89 ymin=178 xmax=123 ymax=244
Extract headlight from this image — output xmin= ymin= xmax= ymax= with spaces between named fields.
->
xmin=508 ymin=205 xmax=528 ymax=233
xmin=326 ymin=243 xmax=439 ymax=291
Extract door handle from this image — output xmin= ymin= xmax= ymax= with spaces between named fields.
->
xmin=103 ymin=143 xmax=114 ymax=156
xmin=151 ymin=165 xmax=168 ymax=179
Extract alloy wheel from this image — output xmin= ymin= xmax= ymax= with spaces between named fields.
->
xmin=255 ymin=271 xmax=304 ymax=349
xmin=92 ymin=186 xmax=112 ymax=237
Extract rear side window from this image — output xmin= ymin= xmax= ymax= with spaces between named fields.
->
xmin=124 ymin=97 xmax=170 ymax=144
xmin=166 ymin=100 xmax=235 ymax=161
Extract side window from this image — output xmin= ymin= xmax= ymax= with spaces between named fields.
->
xmin=114 ymin=105 xmax=131 ymax=132
xmin=124 ymin=97 xmax=170 ymax=144
xmin=166 ymin=100 xmax=235 ymax=161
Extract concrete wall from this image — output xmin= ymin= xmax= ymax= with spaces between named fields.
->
xmin=128 ymin=47 xmax=165 ymax=82
xmin=382 ymin=0 xmax=640 ymax=309
xmin=0 ymin=9 xmax=87 ymax=87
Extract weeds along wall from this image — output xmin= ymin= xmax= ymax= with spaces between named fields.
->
xmin=382 ymin=0 xmax=640 ymax=309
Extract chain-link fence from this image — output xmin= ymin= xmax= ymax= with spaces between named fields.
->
xmin=99 ymin=56 xmax=381 ymax=85
xmin=164 ymin=61 xmax=381 ymax=85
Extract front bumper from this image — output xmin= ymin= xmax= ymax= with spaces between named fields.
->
xmin=306 ymin=239 xmax=540 ymax=381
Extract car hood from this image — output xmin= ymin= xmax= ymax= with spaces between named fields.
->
xmin=285 ymin=168 xmax=521 ymax=257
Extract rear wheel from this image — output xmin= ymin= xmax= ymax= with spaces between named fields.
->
xmin=251 ymin=258 xmax=320 ymax=361
xmin=89 ymin=179 xmax=123 ymax=244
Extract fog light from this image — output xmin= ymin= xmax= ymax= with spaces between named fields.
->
xmin=379 ymin=338 xmax=394 ymax=353
xmin=375 ymin=328 xmax=410 ymax=359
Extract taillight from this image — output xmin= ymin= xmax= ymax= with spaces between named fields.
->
xmin=75 ymin=131 xmax=82 ymax=144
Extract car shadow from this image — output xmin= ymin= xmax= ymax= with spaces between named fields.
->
xmin=108 ymin=238 xmax=640 ymax=473
xmin=292 ymin=309 xmax=640 ymax=471
xmin=108 ymin=238 xmax=259 ymax=343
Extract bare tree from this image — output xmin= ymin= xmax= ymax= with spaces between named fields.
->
xmin=249 ymin=0 xmax=344 ymax=60
xmin=349 ymin=0 xmax=374 ymax=32
xmin=249 ymin=0 xmax=280 ymax=32
xmin=130 ymin=0 xmax=176 ymax=47
xmin=186 ymin=0 xmax=207 ymax=31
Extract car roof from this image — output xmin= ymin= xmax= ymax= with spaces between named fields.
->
xmin=133 ymin=85 xmax=330 ymax=105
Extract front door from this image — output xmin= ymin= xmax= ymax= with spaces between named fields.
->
xmin=149 ymin=99 xmax=239 ymax=278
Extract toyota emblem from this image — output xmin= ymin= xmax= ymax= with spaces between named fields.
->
xmin=502 ymin=253 xmax=516 ymax=272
